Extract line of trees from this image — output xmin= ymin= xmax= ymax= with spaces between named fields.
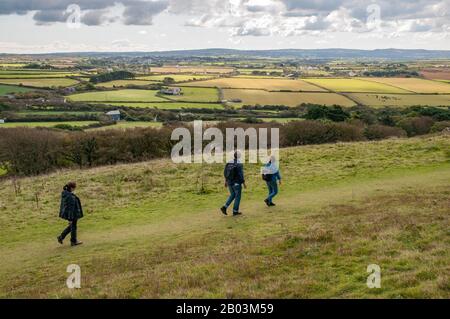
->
xmin=1 ymin=116 xmax=448 ymax=177
xmin=89 ymin=71 xmax=135 ymax=84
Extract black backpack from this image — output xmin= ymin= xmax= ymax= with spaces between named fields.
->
xmin=225 ymin=161 xmax=240 ymax=183
xmin=262 ymin=173 xmax=274 ymax=182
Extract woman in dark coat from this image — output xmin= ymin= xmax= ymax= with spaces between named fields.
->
xmin=57 ymin=182 xmax=83 ymax=246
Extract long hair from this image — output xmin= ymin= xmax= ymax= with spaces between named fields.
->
xmin=63 ymin=181 xmax=77 ymax=192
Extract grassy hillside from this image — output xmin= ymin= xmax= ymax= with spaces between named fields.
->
xmin=0 ymin=134 xmax=448 ymax=298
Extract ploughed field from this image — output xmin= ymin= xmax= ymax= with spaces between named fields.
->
xmin=0 ymin=134 xmax=448 ymax=298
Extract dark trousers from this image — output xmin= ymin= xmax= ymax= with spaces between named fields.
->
xmin=60 ymin=219 xmax=78 ymax=243
xmin=225 ymin=183 xmax=242 ymax=213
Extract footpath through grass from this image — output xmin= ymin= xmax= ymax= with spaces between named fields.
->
xmin=0 ymin=134 xmax=448 ymax=298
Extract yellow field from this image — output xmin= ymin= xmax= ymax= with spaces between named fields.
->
xmin=150 ymin=66 xmax=234 ymax=74
xmin=347 ymin=93 xmax=450 ymax=107
xmin=96 ymin=80 xmax=158 ymax=88
xmin=303 ymin=78 xmax=409 ymax=93
xmin=183 ymin=78 xmax=326 ymax=91
xmin=223 ymin=89 xmax=356 ymax=107
xmin=364 ymin=78 xmax=450 ymax=93
xmin=136 ymin=74 xmax=214 ymax=82
xmin=0 ymin=78 xmax=79 ymax=88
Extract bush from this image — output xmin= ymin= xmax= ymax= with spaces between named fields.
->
xmin=397 ymin=116 xmax=435 ymax=137
xmin=431 ymin=121 xmax=450 ymax=133
xmin=281 ymin=120 xmax=365 ymax=146
xmin=364 ymin=125 xmax=407 ymax=140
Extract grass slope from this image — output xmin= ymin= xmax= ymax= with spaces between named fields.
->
xmin=0 ymin=84 xmax=34 ymax=95
xmin=0 ymin=135 xmax=448 ymax=298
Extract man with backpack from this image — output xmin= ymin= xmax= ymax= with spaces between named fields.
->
xmin=221 ymin=152 xmax=246 ymax=216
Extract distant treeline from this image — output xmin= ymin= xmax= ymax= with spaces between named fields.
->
xmin=363 ymin=70 xmax=419 ymax=77
xmin=1 ymin=115 xmax=449 ymax=176
xmin=89 ymin=71 xmax=135 ymax=84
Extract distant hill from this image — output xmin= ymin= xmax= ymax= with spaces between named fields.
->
xmin=3 ymin=48 xmax=450 ymax=60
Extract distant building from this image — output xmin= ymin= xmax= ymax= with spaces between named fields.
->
xmin=160 ymin=87 xmax=182 ymax=95
xmin=0 ymin=119 xmax=5 ymax=124
xmin=106 ymin=110 xmax=121 ymax=121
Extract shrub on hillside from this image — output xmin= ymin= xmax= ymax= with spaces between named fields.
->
xmin=281 ymin=120 xmax=365 ymax=146
xmin=364 ymin=125 xmax=407 ymax=140
xmin=397 ymin=116 xmax=435 ymax=137
xmin=0 ymin=128 xmax=65 ymax=175
xmin=430 ymin=121 xmax=450 ymax=133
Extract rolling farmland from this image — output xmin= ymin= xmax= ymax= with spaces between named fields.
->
xmin=95 ymin=80 xmax=159 ymax=88
xmin=136 ymin=74 xmax=214 ymax=82
xmin=150 ymin=66 xmax=234 ymax=74
xmin=364 ymin=78 xmax=450 ymax=93
xmin=106 ymin=102 xmax=224 ymax=109
xmin=0 ymin=84 xmax=34 ymax=95
xmin=164 ymin=87 xmax=220 ymax=102
xmin=347 ymin=93 xmax=450 ymax=107
xmin=68 ymin=89 xmax=167 ymax=102
xmin=183 ymin=77 xmax=326 ymax=91
xmin=303 ymin=78 xmax=409 ymax=93
xmin=0 ymin=78 xmax=80 ymax=88
xmin=223 ymin=89 xmax=356 ymax=107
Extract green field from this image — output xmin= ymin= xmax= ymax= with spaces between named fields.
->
xmin=223 ymin=89 xmax=356 ymax=107
xmin=0 ymin=84 xmax=34 ymax=95
xmin=68 ymin=90 xmax=167 ymax=102
xmin=88 ymin=121 xmax=163 ymax=130
xmin=165 ymin=87 xmax=220 ymax=102
xmin=0 ymin=121 xmax=98 ymax=128
xmin=107 ymin=102 xmax=224 ymax=109
xmin=95 ymin=80 xmax=159 ymax=88
xmin=0 ymin=73 xmax=80 ymax=79
xmin=136 ymin=74 xmax=214 ymax=82
xmin=303 ymin=78 xmax=409 ymax=93
xmin=0 ymin=135 xmax=448 ymax=298
xmin=0 ymin=78 xmax=79 ymax=88
xmin=347 ymin=93 xmax=450 ymax=107
xmin=183 ymin=77 xmax=326 ymax=91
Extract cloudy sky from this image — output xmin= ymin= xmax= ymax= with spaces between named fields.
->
xmin=0 ymin=0 xmax=449 ymax=53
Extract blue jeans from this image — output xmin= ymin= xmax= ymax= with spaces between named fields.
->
xmin=225 ymin=183 xmax=242 ymax=213
xmin=266 ymin=180 xmax=278 ymax=204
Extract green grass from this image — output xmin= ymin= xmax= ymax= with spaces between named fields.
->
xmin=0 ymin=78 xmax=79 ymax=88
xmin=95 ymin=80 xmax=159 ymax=88
xmin=0 ymin=121 xmax=98 ymax=128
xmin=165 ymin=87 xmax=220 ymax=102
xmin=0 ymin=134 xmax=449 ymax=298
xmin=136 ymin=74 xmax=214 ymax=82
xmin=68 ymin=90 xmax=168 ymax=103
xmin=0 ymin=84 xmax=34 ymax=95
xmin=16 ymin=111 xmax=101 ymax=116
xmin=87 ymin=121 xmax=163 ymax=130
xmin=106 ymin=102 xmax=224 ymax=109
xmin=0 ymin=73 xmax=80 ymax=79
